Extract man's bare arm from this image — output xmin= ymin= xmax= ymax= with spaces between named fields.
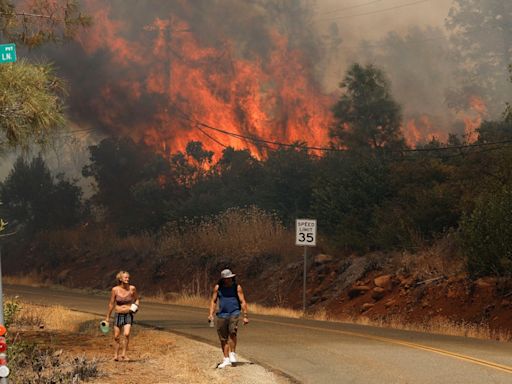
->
xmin=208 ymin=284 xmax=219 ymax=320
xmin=238 ymin=285 xmax=249 ymax=324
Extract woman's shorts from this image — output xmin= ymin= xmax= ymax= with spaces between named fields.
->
xmin=216 ymin=316 xmax=239 ymax=342
xmin=115 ymin=312 xmax=134 ymax=328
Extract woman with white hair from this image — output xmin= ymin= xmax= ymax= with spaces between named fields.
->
xmin=105 ymin=270 xmax=140 ymax=361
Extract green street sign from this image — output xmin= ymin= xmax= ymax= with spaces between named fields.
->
xmin=0 ymin=44 xmax=16 ymax=64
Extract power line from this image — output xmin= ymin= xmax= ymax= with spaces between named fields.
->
xmin=184 ymin=112 xmax=512 ymax=155
xmin=402 ymin=139 xmax=512 ymax=152
xmin=317 ymin=0 xmax=434 ymax=21
xmin=195 ymin=124 xmax=228 ymax=148
xmin=161 ymin=103 xmax=512 ymax=156
xmin=173 ymin=104 xmax=327 ymax=151
xmin=319 ymin=0 xmax=384 ymax=15
xmin=194 ymin=120 xmax=341 ymax=152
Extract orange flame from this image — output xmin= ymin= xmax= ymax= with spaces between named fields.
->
xmin=78 ymin=1 xmax=334 ymax=157
xmin=462 ymin=96 xmax=487 ymax=143
xmin=403 ymin=115 xmax=447 ymax=146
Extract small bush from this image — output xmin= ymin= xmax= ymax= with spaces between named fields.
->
xmin=4 ymin=297 xmax=21 ymax=328
xmin=8 ymin=339 xmax=99 ymax=384
xmin=459 ymin=189 xmax=512 ymax=277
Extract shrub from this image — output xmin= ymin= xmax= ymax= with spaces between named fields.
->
xmin=4 ymin=297 xmax=21 ymax=328
xmin=8 ymin=340 xmax=99 ymax=383
xmin=459 ymin=189 xmax=512 ymax=277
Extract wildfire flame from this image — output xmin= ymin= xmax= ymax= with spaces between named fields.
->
xmin=76 ymin=0 xmax=334 ymax=157
xmin=403 ymin=115 xmax=446 ymax=146
xmin=29 ymin=1 xmax=490 ymax=156
xmin=463 ymin=96 xmax=487 ymax=143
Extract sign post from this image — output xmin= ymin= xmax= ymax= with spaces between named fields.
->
xmin=0 ymin=247 xmax=8 ymax=383
xmin=295 ymin=219 xmax=317 ymax=314
xmin=0 ymin=44 xmax=16 ymax=64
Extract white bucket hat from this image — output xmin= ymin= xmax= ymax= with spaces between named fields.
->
xmin=220 ymin=269 xmax=236 ymax=279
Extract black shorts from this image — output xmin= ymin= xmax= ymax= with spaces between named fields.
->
xmin=115 ymin=313 xmax=134 ymax=328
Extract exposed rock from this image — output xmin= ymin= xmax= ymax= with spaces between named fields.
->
xmin=398 ymin=275 xmax=415 ymax=289
xmin=348 ymin=285 xmax=370 ymax=299
xmin=371 ymin=287 xmax=386 ymax=301
xmin=446 ymin=288 xmax=459 ymax=299
xmin=314 ymin=254 xmax=333 ymax=265
xmin=374 ymin=275 xmax=392 ymax=290
xmin=384 ymin=299 xmax=396 ymax=308
xmin=475 ymin=277 xmax=496 ymax=289
xmin=361 ymin=303 xmax=374 ymax=311
xmin=337 ymin=257 xmax=375 ymax=292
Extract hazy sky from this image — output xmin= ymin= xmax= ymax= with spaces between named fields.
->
xmin=315 ymin=0 xmax=452 ymax=40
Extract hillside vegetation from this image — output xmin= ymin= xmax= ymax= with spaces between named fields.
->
xmin=2 ymin=64 xmax=512 ymax=335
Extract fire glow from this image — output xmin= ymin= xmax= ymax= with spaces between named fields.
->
xmin=51 ymin=1 xmax=489 ymax=156
xmin=403 ymin=95 xmax=488 ymax=147
xmin=77 ymin=0 xmax=334 ymax=157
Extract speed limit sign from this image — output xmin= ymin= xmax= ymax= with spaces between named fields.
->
xmin=295 ymin=219 xmax=317 ymax=246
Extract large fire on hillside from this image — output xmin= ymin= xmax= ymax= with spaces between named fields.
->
xmin=41 ymin=1 xmax=487 ymax=156
xmin=65 ymin=0 xmax=334 ymax=157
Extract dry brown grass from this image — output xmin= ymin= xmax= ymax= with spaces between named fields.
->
xmin=249 ymin=302 xmax=302 ymax=319
xmin=144 ymin=291 xmax=304 ymax=319
xmin=148 ymin=291 xmax=211 ymax=308
xmin=3 ymin=272 xmax=48 ymax=287
xmin=341 ymin=314 xmax=511 ymax=342
xmin=391 ymin=238 xmax=466 ymax=280
xmin=158 ymin=207 xmax=296 ymax=264
xmin=15 ymin=303 xmax=96 ymax=332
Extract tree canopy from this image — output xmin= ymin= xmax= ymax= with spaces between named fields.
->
xmin=0 ymin=156 xmax=84 ymax=232
xmin=330 ymin=63 xmax=405 ymax=152
xmin=0 ymin=0 xmax=90 ymax=151
xmin=0 ymin=60 xmax=66 ymax=150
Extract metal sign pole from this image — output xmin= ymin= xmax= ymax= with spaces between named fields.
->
xmin=296 ymin=219 xmax=316 ymax=316
xmin=0 ymin=246 xmax=7 ymax=384
xmin=0 ymin=247 xmax=3 ymax=325
xmin=303 ymin=246 xmax=307 ymax=314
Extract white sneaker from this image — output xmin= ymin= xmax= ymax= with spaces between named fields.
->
xmin=229 ymin=352 xmax=237 ymax=363
xmin=218 ymin=358 xmax=231 ymax=369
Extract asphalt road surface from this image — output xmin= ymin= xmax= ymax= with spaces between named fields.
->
xmin=6 ymin=285 xmax=512 ymax=384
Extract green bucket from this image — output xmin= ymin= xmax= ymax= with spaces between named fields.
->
xmin=100 ymin=320 xmax=110 ymax=334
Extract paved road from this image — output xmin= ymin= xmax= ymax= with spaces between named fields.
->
xmin=7 ymin=285 xmax=512 ymax=383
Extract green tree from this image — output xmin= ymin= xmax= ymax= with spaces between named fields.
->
xmin=373 ymin=155 xmax=462 ymax=249
xmin=181 ymin=147 xmax=263 ymax=218
xmin=459 ymin=188 xmax=512 ymax=277
xmin=82 ymin=137 xmax=184 ymax=233
xmin=258 ymin=144 xmax=315 ymax=225
xmin=311 ymin=152 xmax=393 ymax=252
xmin=0 ymin=0 xmax=90 ymax=151
xmin=330 ymin=63 xmax=405 ymax=152
xmin=0 ymin=156 xmax=83 ymax=231
xmin=0 ymin=60 xmax=66 ymax=150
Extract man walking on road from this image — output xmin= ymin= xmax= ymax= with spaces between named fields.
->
xmin=208 ymin=268 xmax=249 ymax=368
